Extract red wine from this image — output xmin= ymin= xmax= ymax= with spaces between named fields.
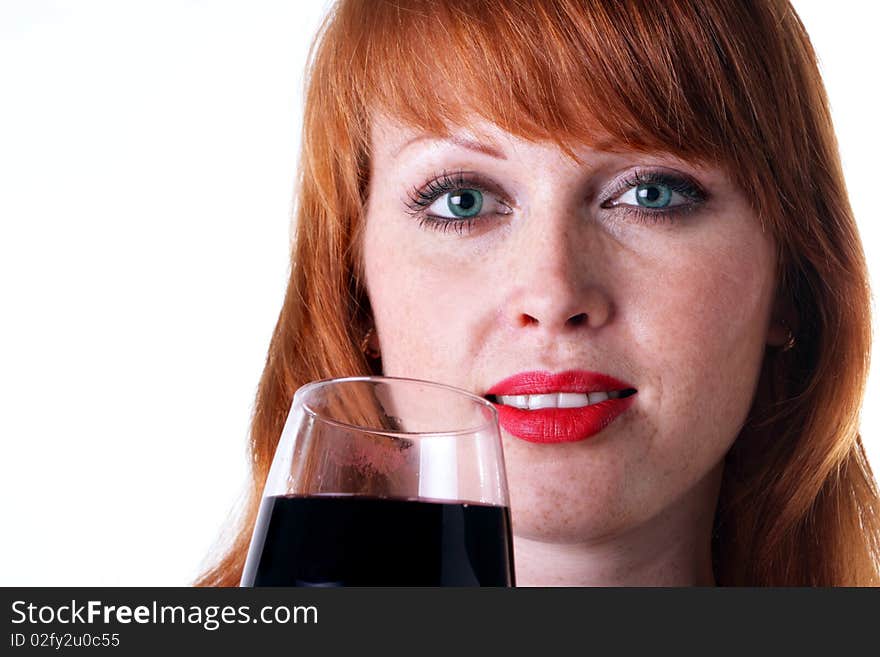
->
xmin=241 ymin=494 xmax=515 ymax=586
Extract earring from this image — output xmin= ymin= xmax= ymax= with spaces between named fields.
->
xmin=780 ymin=321 xmax=796 ymax=352
xmin=360 ymin=326 xmax=381 ymax=359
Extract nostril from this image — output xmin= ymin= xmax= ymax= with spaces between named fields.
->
xmin=517 ymin=314 xmax=540 ymax=328
xmin=567 ymin=313 xmax=588 ymax=327
xmin=516 ymin=312 xmax=588 ymax=329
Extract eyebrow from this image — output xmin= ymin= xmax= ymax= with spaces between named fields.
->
xmin=395 ymin=134 xmax=507 ymax=160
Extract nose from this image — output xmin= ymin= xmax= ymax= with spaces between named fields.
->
xmin=503 ymin=212 xmax=612 ymax=338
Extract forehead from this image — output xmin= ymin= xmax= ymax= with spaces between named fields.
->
xmin=370 ymin=114 xmax=515 ymax=158
xmin=369 ymin=112 xmax=724 ymax=181
xmin=371 ymin=114 xmax=613 ymax=169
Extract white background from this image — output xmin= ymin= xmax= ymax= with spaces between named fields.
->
xmin=1 ymin=1 xmax=877 ymax=585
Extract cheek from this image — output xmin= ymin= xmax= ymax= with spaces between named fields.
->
xmin=637 ymin=238 xmax=774 ymax=444
xmin=363 ymin=221 xmax=479 ymax=382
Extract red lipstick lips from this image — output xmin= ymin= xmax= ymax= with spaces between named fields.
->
xmin=485 ymin=370 xmax=637 ymax=444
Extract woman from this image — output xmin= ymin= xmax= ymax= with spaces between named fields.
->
xmin=196 ymin=0 xmax=880 ymax=586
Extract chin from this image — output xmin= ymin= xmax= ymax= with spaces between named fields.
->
xmin=509 ymin=495 xmax=637 ymax=545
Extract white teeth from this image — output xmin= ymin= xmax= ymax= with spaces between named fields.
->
xmin=557 ymin=392 xmax=588 ymax=408
xmin=527 ymin=393 xmax=558 ymax=409
xmin=495 ymin=392 xmax=622 ymax=410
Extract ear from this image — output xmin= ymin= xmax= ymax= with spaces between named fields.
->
xmin=359 ymin=314 xmax=381 ymax=359
xmin=366 ymin=327 xmax=381 ymax=357
xmin=766 ymin=291 xmax=797 ymax=348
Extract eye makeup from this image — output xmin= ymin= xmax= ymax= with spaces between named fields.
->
xmin=403 ymin=166 xmax=709 ymax=235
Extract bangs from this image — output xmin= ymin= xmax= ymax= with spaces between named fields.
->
xmin=325 ymin=0 xmax=793 ymax=170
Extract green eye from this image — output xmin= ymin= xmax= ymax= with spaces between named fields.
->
xmin=443 ymin=189 xmax=483 ymax=218
xmin=635 ymin=184 xmax=673 ymax=208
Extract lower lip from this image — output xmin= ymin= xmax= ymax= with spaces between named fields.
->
xmin=489 ymin=395 xmax=636 ymax=444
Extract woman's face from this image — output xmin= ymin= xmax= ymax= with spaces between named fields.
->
xmin=362 ymin=114 xmax=781 ymax=543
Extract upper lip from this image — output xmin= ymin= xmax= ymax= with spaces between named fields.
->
xmin=485 ymin=370 xmax=636 ymax=397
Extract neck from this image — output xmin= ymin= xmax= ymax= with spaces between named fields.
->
xmin=512 ymin=463 xmax=722 ymax=587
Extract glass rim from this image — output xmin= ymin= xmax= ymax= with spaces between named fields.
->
xmin=293 ymin=375 xmax=499 ymax=437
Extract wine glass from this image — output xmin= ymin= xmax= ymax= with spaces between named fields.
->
xmin=240 ymin=375 xmax=514 ymax=587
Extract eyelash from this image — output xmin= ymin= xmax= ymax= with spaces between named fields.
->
xmin=404 ymin=168 xmax=707 ymax=234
